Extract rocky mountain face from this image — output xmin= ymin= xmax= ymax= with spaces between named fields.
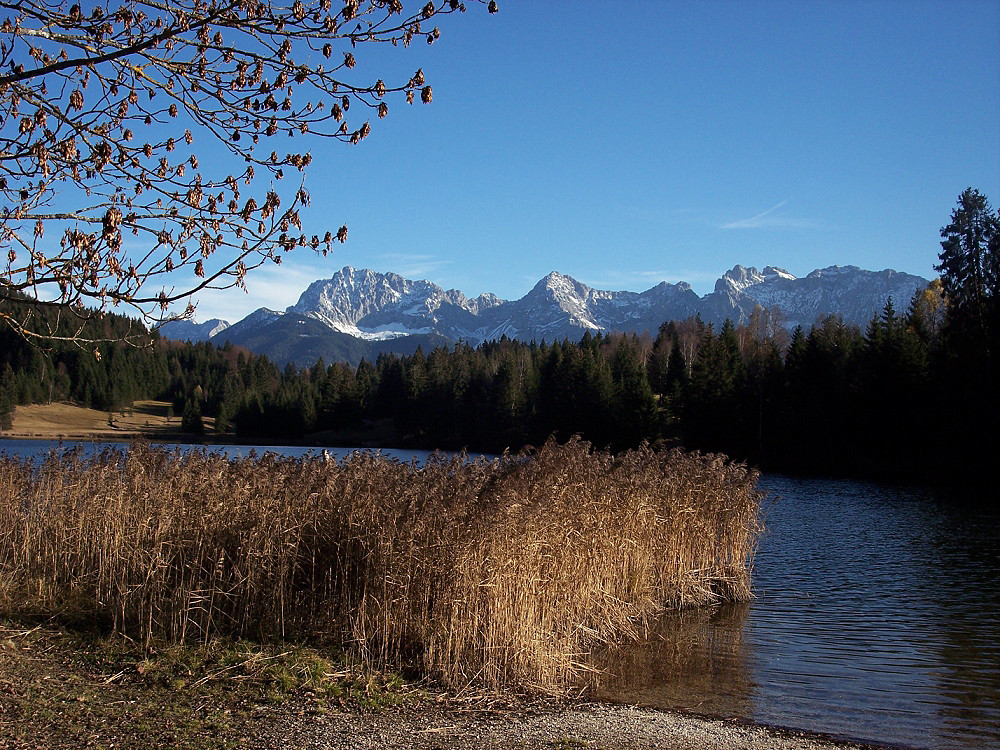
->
xmin=155 ymin=317 xmax=230 ymax=343
xmin=160 ymin=264 xmax=929 ymax=366
xmin=285 ymin=267 xmax=503 ymax=342
xmin=472 ymin=272 xmax=703 ymax=344
xmin=700 ymin=264 xmax=927 ymax=332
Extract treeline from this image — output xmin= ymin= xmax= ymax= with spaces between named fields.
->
xmin=0 ymin=296 xmax=280 ymax=434
xmin=2 ymin=189 xmax=996 ymax=488
xmin=0 ymin=301 xmax=170 ymax=424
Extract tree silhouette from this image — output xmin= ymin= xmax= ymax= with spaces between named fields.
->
xmin=936 ymin=187 xmax=999 ymax=352
xmin=0 ymin=0 xmax=496 ymax=348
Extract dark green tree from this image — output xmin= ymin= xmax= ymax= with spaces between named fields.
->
xmin=0 ymin=364 xmax=15 ymax=431
xmin=906 ymin=280 xmax=947 ymax=350
xmin=610 ymin=335 xmax=659 ymax=449
xmin=664 ymin=332 xmax=689 ymax=396
xmin=933 ymin=189 xmax=1000 ymax=488
xmin=856 ymin=298 xmax=929 ymax=476
xmin=647 ymin=323 xmax=674 ymax=396
xmin=936 ymin=188 xmax=1000 ymax=351
xmin=682 ymin=322 xmax=746 ymax=456
xmin=181 ymin=397 xmax=204 ymax=435
xmin=215 ymin=400 xmax=231 ymax=435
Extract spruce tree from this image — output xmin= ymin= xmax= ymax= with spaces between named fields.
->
xmin=934 ymin=189 xmax=1000 ymax=488
xmin=936 ymin=188 xmax=1000 ymax=352
xmin=0 ymin=364 xmax=15 ymax=431
xmin=181 ymin=398 xmax=204 ymax=435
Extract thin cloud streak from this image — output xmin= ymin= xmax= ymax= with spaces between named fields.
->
xmin=374 ymin=253 xmax=453 ymax=280
xmin=721 ymin=199 xmax=821 ymax=230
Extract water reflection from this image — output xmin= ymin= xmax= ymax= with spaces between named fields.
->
xmin=592 ymin=476 xmax=1000 ymax=750
xmin=920 ymin=500 xmax=1000 ymax=748
xmin=588 ymin=602 xmax=752 ymax=719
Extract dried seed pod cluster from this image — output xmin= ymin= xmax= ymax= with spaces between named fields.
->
xmin=0 ymin=1 xmax=495 ymax=347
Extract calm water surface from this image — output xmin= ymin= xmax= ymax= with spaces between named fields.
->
xmin=0 ymin=438 xmax=443 ymax=465
xmin=594 ymin=475 xmax=1000 ymax=749
xmin=3 ymin=440 xmax=998 ymax=748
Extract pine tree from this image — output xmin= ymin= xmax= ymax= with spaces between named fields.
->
xmin=181 ymin=398 xmax=204 ymax=435
xmin=665 ymin=332 xmax=689 ymax=396
xmin=215 ymin=400 xmax=231 ymax=435
xmin=936 ymin=188 xmax=1000 ymax=353
xmin=906 ymin=281 xmax=946 ymax=349
xmin=933 ymin=189 xmax=1000 ymax=487
xmin=0 ymin=364 xmax=15 ymax=431
xmin=610 ymin=335 xmax=659 ymax=449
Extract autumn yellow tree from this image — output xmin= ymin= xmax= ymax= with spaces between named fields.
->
xmin=0 ymin=0 xmax=495 ymax=347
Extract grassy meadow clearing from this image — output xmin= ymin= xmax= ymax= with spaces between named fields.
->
xmin=0 ymin=438 xmax=761 ymax=693
xmin=4 ymin=400 xmax=197 ymax=440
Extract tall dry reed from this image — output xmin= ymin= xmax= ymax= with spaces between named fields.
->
xmin=0 ymin=438 xmax=761 ymax=692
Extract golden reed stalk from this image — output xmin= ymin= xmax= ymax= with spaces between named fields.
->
xmin=0 ymin=438 xmax=761 ymax=692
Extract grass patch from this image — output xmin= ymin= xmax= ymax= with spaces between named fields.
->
xmin=5 ymin=399 xmax=193 ymax=440
xmin=0 ymin=620 xmax=421 ymax=749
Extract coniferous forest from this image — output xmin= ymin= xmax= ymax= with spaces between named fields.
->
xmin=2 ymin=189 xmax=997 ymax=488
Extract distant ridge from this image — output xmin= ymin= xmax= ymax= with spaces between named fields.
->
xmin=160 ymin=264 xmax=929 ymax=365
xmin=156 ymin=317 xmax=230 ymax=342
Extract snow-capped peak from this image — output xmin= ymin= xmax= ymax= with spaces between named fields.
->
xmin=285 ymin=266 xmax=487 ymax=341
xmin=762 ymin=266 xmax=796 ymax=282
xmin=242 ymin=307 xmax=282 ymax=325
xmin=158 ymin=317 xmax=231 ymax=342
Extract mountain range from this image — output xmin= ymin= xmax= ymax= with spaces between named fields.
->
xmin=160 ymin=264 xmax=930 ymax=366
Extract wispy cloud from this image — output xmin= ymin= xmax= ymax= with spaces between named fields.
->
xmin=173 ymin=264 xmax=323 ymax=323
xmin=721 ymin=199 xmax=820 ymax=230
xmin=374 ymin=252 xmax=452 ymax=279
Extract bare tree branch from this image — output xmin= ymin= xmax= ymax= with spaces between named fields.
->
xmin=0 ymin=0 xmax=497 ymax=349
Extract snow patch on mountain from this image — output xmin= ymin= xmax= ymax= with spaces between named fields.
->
xmin=216 ymin=308 xmax=282 ymax=342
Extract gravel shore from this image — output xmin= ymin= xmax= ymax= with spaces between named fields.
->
xmin=244 ymin=701 xmax=887 ymax=750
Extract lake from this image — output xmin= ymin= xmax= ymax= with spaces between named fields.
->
xmin=2 ymin=439 xmax=997 ymax=748
xmin=0 ymin=438 xmax=444 ymax=465
xmin=593 ymin=474 xmax=1000 ymax=749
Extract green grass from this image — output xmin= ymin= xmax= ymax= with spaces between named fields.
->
xmin=0 ymin=619 xmax=424 ymax=750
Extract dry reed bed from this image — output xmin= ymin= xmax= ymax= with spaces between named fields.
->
xmin=0 ymin=438 xmax=762 ymax=692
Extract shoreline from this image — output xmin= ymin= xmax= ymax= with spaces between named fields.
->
xmin=0 ymin=618 xmax=895 ymax=750
xmin=241 ymin=699 xmax=895 ymax=750
xmin=0 ymin=399 xmax=397 ymax=448
xmin=0 ymin=407 xmax=913 ymax=750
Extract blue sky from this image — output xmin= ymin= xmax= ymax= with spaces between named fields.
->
xmin=190 ymin=0 xmax=1000 ymax=323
